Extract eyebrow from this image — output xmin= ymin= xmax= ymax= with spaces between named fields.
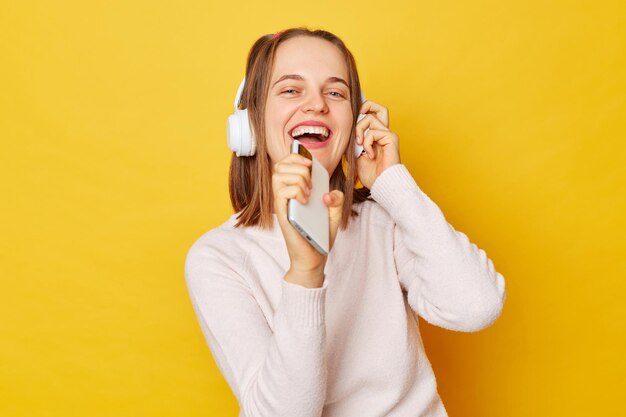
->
xmin=272 ymin=74 xmax=350 ymax=89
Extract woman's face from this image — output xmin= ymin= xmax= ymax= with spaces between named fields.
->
xmin=264 ymin=36 xmax=353 ymax=174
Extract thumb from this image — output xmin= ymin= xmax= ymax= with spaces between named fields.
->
xmin=325 ymin=190 xmax=344 ymax=249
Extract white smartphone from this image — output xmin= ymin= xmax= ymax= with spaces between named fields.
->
xmin=287 ymin=140 xmax=330 ymax=256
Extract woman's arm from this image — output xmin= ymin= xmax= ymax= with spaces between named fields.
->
xmin=185 ymin=239 xmax=328 ymax=417
xmin=370 ymin=164 xmax=507 ymax=332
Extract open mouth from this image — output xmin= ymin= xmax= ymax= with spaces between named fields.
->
xmin=289 ymin=125 xmax=332 ymax=144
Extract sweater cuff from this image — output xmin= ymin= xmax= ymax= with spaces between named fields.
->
xmin=279 ymin=278 xmax=327 ymax=328
xmin=370 ymin=164 xmax=424 ymax=212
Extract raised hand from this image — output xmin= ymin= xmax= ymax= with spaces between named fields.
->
xmin=355 ymin=100 xmax=400 ymax=189
xmin=272 ymin=153 xmax=344 ymax=288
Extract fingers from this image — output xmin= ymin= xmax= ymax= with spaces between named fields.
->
xmin=278 ymin=174 xmax=311 ymax=195
xmin=356 ymin=113 xmax=389 ymax=145
xmin=273 ymin=153 xmax=312 ymax=173
xmin=361 ymin=128 xmax=399 ymax=159
xmin=273 ymin=173 xmax=311 ymax=209
xmin=324 ymin=190 xmax=345 ymax=249
xmin=274 ymin=162 xmax=312 ymax=189
xmin=323 ymin=189 xmax=344 ymax=209
xmin=278 ymin=184 xmax=309 ymax=205
xmin=272 ymin=153 xmax=314 ymax=215
xmin=359 ymin=100 xmax=389 ymax=127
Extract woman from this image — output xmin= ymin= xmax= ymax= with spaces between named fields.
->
xmin=185 ymin=27 xmax=506 ymax=417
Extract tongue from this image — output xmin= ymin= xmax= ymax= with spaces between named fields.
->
xmin=297 ymin=133 xmax=327 ymax=143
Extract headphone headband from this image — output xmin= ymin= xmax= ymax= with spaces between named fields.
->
xmin=234 ymin=77 xmax=246 ymax=111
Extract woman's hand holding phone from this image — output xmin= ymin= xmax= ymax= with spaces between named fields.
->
xmin=355 ymin=100 xmax=401 ymax=189
xmin=272 ymin=153 xmax=344 ymax=288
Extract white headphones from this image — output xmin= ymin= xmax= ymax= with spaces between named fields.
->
xmin=227 ymin=77 xmax=366 ymax=158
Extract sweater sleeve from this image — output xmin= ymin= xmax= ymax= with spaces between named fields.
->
xmin=184 ymin=239 xmax=328 ymax=417
xmin=370 ymin=164 xmax=506 ymax=332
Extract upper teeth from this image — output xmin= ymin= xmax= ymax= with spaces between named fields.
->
xmin=290 ymin=126 xmax=330 ymax=138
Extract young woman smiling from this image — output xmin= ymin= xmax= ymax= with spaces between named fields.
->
xmin=185 ymin=27 xmax=506 ymax=417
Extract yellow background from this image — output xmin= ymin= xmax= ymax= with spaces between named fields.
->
xmin=1 ymin=0 xmax=624 ymax=415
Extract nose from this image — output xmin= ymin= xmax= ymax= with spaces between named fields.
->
xmin=301 ymin=90 xmax=328 ymax=114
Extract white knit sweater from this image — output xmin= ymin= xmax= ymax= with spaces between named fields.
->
xmin=185 ymin=164 xmax=506 ymax=417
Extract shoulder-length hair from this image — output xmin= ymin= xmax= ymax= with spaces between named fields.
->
xmin=229 ymin=27 xmax=370 ymax=230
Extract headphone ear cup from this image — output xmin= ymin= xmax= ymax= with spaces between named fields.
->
xmin=227 ymin=108 xmax=257 ymax=156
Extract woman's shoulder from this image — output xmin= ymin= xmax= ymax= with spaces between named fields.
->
xmin=184 ymin=214 xmax=251 ymax=273
xmin=185 ymin=212 xmax=283 ymax=272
